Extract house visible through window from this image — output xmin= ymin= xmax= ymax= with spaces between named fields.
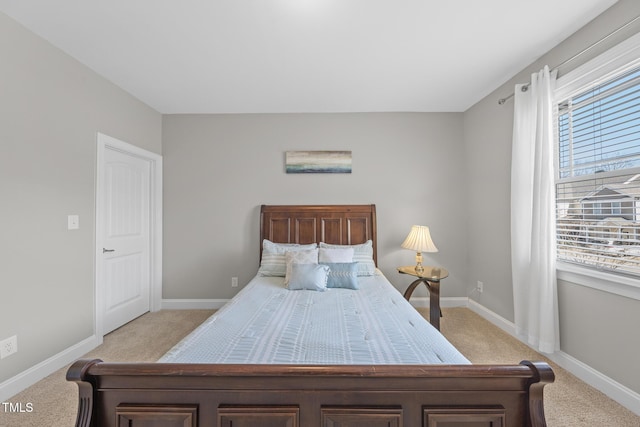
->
xmin=555 ymin=65 xmax=640 ymax=277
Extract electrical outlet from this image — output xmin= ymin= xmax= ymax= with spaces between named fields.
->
xmin=67 ymin=214 xmax=79 ymax=230
xmin=0 ymin=335 xmax=18 ymax=359
xmin=231 ymin=277 xmax=238 ymax=288
xmin=476 ymin=281 xmax=484 ymax=293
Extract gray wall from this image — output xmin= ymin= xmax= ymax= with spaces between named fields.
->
xmin=0 ymin=12 xmax=161 ymax=383
xmin=162 ymin=113 xmax=467 ymax=300
xmin=558 ymin=280 xmax=640 ymax=391
xmin=463 ymin=0 xmax=640 ymax=393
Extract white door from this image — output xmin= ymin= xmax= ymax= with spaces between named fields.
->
xmin=100 ymin=145 xmax=152 ymax=334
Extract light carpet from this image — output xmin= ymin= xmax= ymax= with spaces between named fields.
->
xmin=1 ymin=307 xmax=638 ymax=426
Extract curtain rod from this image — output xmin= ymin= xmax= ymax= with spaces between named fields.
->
xmin=497 ymin=14 xmax=640 ymax=105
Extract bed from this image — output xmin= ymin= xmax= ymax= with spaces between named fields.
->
xmin=68 ymin=204 xmax=554 ymax=427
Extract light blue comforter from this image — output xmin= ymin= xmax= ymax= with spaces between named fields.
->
xmin=160 ymin=271 xmax=469 ymax=365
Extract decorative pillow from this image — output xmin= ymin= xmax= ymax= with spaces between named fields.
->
xmin=258 ymin=240 xmax=317 ymax=277
xmin=318 ymin=247 xmax=354 ymax=263
xmin=321 ymin=262 xmax=359 ymax=289
xmin=285 ymin=249 xmax=319 ymax=286
xmin=287 ymin=263 xmax=329 ymax=292
xmin=319 ymin=240 xmax=375 ymax=276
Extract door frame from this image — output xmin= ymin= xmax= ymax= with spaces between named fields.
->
xmin=95 ymin=132 xmax=163 ymax=338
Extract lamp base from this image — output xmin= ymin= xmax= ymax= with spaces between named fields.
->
xmin=414 ymin=252 xmax=424 ymax=275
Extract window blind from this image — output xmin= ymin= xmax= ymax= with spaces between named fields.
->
xmin=555 ymin=66 xmax=640 ymax=276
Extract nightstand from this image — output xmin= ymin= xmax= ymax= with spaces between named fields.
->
xmin=397 ymin=265 xmax=449 ymax=331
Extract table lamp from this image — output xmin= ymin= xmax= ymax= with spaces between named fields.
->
xmin=401 ymin=225 xmax=438 ymax=275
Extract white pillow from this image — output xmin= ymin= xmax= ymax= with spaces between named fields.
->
xmin=285 ymin=249 xmax=319 ymax=286
xmin=319 ymin=240 xmax=375 ymax=276
xmin=258 ymin=239 xmax=318 ymax=277
xmin=318 ymin=247 xmax=354 ymax=263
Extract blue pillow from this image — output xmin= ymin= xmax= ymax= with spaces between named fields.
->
xmin=321 ymin=262 xmax=359 ymax=289
xmin=287 ymin=263 xmax=329 ymax=292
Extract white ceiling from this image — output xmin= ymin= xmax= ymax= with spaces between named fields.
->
xmin=0 ymin=0 xmax=618 ymax=114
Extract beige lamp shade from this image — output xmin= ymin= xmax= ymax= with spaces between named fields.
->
xmin=401 ymin=225 xmax=438 ymax=274
xmin=401 ymin=225 xmax=438 ymax=252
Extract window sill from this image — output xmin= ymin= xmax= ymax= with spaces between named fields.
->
xmin=556 ymin=261 xmax=640 ymax=301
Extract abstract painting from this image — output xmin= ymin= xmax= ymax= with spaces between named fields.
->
xmin=285 ymin=151 xmax=352 ymax=174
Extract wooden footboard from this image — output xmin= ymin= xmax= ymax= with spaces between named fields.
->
xmin=67 ymin=359 xmax=554 ymax=427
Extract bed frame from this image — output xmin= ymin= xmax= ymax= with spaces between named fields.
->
xmin=68 ymin=204 xmax=554 ymax=427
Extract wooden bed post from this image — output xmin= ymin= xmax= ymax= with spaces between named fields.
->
xmin=66 ymin=359 xmax=101 ymax=427
xmin=521 ymin=360 xmax=555 ymax=427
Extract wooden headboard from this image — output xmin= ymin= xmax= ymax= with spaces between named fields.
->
xmin=260 ymin=204 xmax=377 ymax=265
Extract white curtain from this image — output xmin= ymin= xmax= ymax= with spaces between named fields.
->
xmin=510 ymin=65 xmax=560 ymax=354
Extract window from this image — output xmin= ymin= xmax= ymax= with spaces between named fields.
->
xmin=612 ymin=201 xmax=622 ymax=215
xmin=555 ymin=65 xmax=640 ymax=277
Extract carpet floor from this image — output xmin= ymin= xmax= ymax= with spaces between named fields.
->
xmin=1 ymin=307 xmax=638 ymax=426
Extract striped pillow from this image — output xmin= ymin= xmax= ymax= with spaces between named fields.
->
xmin=258 ymin=239 xmax=317 ymax=277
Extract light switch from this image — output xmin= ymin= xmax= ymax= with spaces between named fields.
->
xmin=68 ymin=215 xmax=79 ymax=230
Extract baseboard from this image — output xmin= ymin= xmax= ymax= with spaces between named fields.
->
xmin=467 ymin=298 xmax=640 ymax=416
xmin=467 ymin=299 xmax=517 ymax=335
xmin=161 ymin=299 xmax=229 ymax=310
xmin=551 ymin=350 xmax=640 ymax=415
xmin=0 ymin=334 xmax=101 ymax=402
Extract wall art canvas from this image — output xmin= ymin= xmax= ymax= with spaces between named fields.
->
xmin=285 ymin=151 xmax=352 ymax=174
